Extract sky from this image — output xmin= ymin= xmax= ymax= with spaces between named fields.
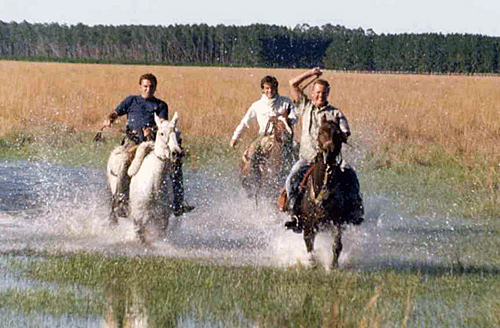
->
xmin=2 ymin=0 xmax=500 ymax=37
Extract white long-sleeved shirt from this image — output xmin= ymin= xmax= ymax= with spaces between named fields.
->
xmin=231 ymin=94 xmax=297 ymax=141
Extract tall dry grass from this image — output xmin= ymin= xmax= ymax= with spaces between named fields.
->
xmin=1 ymin=60 xmax=499 ymax=158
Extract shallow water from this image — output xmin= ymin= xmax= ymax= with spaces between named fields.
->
xmin=0 ymin=159 xmax=498 ymax=326
xmin=0 ymin=159 xmax=495 ymax=269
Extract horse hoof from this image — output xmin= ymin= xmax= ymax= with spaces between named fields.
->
xmin=115 ymin=207 xmax=128 ymax=218
xmin=109 ymin=215 xmax=119 ymax=226
xmin=308 ymin=253 xmax=320 ymax=267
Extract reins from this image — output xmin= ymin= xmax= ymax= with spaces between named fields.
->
xmin=310 ymin=152 xmax=340 ymax=204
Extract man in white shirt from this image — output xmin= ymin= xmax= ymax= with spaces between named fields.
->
xmin=230 ymin=75 xmax=297 ymax=147
xmin=230 ymin=75 xmax=298 ymax=196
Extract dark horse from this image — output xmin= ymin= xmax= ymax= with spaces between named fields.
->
xmin=296 ymin=115 xmax=363 ymax=268
xmin=239 ymin=116 xmax=296 ymax=203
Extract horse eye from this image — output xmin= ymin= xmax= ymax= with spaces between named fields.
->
xmin=160 ymin=132 xmax=164 ymax=137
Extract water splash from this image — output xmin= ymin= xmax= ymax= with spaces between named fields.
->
xmin=1 ymin=159 xmax=495 ymax=272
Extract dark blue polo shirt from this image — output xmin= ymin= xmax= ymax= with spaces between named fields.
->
xmin=115 ymin=95 xmax=169 ymax=130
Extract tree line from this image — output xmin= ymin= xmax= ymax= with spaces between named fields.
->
xmin=1 ymin=20 xmax=499 ymax=73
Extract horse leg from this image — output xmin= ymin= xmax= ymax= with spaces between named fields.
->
xmin=303 ymin=225 xmax=316 ymax=253
xmin=155 ymin=201 xmax=170 ymax=238
xmin=134 ymin=220 xmax=147 ymax=244
xmin=109 ymin=194 xmax=120 ymax=225
xmin=108 ymin=147 xmax=130 ymax=223
xmin=114 ymin=175 xmax=130 ymax=218
xmin=130 ymin=201 xmax=147 ymax=244
xmin=132 ymin=211 xmax=147 ymax=244
xmin=304 ymin=227 xmax=321 ymax=267
xmin=250 ymin=146 xmax=263 ymax=202
xmin=331 ymin=224 xmax=343 ymax=269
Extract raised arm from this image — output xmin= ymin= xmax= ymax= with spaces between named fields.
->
xmin=289 ymin=67 xmax=323 ymax=102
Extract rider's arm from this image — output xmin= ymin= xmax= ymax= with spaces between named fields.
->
xmin=103 ymin=96 xmax=134 ymax=128
xmin=103 ymin=111 xmax=119 ymax=128
xmin=289 ymin=67 xmax=322 ymax=102
xmin=230 ymin=105 xmax=256 ymax=147
xmin=286 ymin=100 xmax=298 ymax=126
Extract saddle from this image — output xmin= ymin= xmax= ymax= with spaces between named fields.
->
xmin=123 ymin=126 xmax=157 ymax=145
xmin=277 ymin=164 xmax=316 ymax=212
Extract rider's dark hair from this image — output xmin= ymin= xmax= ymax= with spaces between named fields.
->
xmin=139 ymin=73 xmax=157 ymax=87
xmin=260 ymin=75 xmax=278 ymax=90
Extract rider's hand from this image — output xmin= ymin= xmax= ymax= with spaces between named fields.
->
xmin=102 ymin=118 xmax=112 ymax=128
xmin=230 ymin=139 xmax=238 ymax=148
xmin=312 ymin=67 xmax=323 ymax=77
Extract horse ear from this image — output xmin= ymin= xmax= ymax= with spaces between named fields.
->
xmin=154 ymin=114 xmax=165 ymax=127
xmin=321 ymin=115 xmax=327 ymax=124
xmin=278 ymin=116 xmax=293 ymax=135
xmin=171 ymin=112 xmax=179 ymax=126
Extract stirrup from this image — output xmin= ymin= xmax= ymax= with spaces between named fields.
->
xmin=285 ymin=216 xmax=303 ymax=233
xmin=174 ymin=201 xmax=195 ymax=217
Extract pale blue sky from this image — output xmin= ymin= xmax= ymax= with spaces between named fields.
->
xmin=2 ymin=0 xmax=500 ymax=36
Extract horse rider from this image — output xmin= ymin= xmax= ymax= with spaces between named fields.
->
xmin=100 ymin=73 xmax=194 ymax=217
xmin=230 ymin=75 xmax=298 ymax=175
xmin=283 ymin=67 xmax=364 ymax=232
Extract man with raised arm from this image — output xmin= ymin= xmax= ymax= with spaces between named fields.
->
xmin=283 ymin=67 xmax=363 ymax=232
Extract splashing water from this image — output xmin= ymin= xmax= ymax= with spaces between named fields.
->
xmin=0 ymin=160 xmax=369 ymax=269
xmin=0 ymin=159 xmax=495 ymax=271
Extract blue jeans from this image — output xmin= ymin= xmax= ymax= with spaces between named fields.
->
xmin=285 ymin=158 xmax=311 ymax=210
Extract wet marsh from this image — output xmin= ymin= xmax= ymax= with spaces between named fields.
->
xmin=0 ymin=61 xmax=499 ymax=326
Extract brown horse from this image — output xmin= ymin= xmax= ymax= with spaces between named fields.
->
xmin=239 ymin=116 xmax=296 ymax=202
xmin=296 ymin=115 xmax=363 ymax=269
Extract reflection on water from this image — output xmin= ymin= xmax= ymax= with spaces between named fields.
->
xmin=102 ymin=281 xmax=255 ymax=328
xmin=0 ymin=309 xmax=101 ymax=328
xmin=0 ymin=255 xmax=102 ymax=327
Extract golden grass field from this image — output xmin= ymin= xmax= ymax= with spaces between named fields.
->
xmin=1 ymin=60 xmax=499 ymax=160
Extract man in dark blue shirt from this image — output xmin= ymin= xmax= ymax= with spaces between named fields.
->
xmin=102 ymin=73 xmax=194 ymax=217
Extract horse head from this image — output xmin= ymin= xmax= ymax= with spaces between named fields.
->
xmin=154 ymin=112 xmax=182 ymax=161
xmin=268 ymin=115 xmax=293 ymax=143
xmin=318 ymin=115 xmax=344 ymax=163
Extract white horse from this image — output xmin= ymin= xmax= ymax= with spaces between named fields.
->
xmin=107 ymin=112 xmax=182 ymax=242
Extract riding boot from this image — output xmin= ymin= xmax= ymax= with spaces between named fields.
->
xmin=284 ymin=197 xmax=303 ymax=233
xmin=285 ymin=215 xmax=303 ymax=233
xmin=172 ymin=160 xmax=195 ymax=217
